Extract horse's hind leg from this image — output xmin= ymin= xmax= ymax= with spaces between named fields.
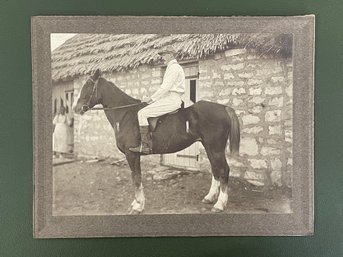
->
xmin=203 ymin=146 xmax=230 ymax=212
xmin=202 ymin=175 xmax=220 ymax=204
xmin=126 ymin=152 xmax=145 ymax=214
xmin=213 ymin=162 xmax=230 ymax=213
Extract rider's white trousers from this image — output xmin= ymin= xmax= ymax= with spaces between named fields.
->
xmin=138 ymin=92 xmax=182 ymax=126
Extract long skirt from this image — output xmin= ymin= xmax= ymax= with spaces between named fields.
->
xmin=53 ymin=123 xmax=69 ymax=153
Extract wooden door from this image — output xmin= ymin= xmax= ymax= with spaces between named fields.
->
xmin=161 ymin=63 xmax=200 ymax=171
xmin=64 ymin=90 xmax=74 ymax=115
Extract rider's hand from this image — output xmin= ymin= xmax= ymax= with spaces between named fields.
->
xmin=143 ymin=96 xmax=153 ymax=104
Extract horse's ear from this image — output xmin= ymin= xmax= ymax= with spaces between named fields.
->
xmin=92 ymin=69 xmax=101 ymax=80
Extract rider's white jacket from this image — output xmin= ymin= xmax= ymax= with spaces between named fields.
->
xmin=150 ymin=59 xmax=185 ymax=102
xmin=137 ymin=59 xmax=185 ymax=126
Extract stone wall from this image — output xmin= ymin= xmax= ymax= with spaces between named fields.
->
xmin=197 ymin=49 xmax=293 ymax=187
xmin=71 ymin=48 xmax=293 ymax=187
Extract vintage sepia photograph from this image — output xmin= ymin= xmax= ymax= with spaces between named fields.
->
xmin=33 ymin=16 xmax=314 ymax=237
xmin=51 ymin=33 xmax=293 ymax=215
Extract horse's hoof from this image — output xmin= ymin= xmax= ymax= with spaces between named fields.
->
xmin=202 ymin=198 xmax=214 ymax=204
xmin=129 ymin=209 xmax=142 ymax=215
xmin=128 ymin=206 xmax=143 ymax=215
xmin=211 ymin=207 xmax=224 ymax=213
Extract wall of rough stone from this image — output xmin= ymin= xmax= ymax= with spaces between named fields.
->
xmin=70 ymin=48 xmax=293 ymax=187
xmin=197 ymin=49 xmax=293 ymax=187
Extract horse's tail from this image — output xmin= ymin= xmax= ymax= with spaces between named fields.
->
xmin=225 ymin=106 xmax=240 ymax=156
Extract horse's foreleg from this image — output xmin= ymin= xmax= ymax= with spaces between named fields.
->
xmin=130 ymin=183 xmax=145 ymax=214
xmin=126 ymin=152 xmax=145 ymax=214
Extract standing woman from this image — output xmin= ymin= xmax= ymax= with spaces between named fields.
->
xmin=53 ymin=106 xmax=70 ymax=158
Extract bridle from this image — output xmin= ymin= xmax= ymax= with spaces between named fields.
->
xmin=81 ymin=76 xmax=144 ymax=113
xmin=81 ymin=77 xmax=99 ymax=113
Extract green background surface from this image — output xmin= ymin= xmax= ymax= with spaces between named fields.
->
xmin=0 ymin=0 xmax=342 ymax=256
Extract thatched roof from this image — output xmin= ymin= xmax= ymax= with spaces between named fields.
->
xmin=52 ymin=33 xmax=292 ymax=82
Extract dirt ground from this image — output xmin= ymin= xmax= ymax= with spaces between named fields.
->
xmin=53 ymin=157 xmax=292 ymax=216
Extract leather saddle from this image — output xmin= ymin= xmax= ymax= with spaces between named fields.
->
xmin=148 ymin=101 xmax=184 ymax=132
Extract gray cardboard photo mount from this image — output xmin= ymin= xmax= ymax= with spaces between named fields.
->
xmin=32 ymin=16 xmax=314 ymax=237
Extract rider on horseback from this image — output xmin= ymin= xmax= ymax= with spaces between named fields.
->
xmin=129 ymin=46 xmax=185 ymax=154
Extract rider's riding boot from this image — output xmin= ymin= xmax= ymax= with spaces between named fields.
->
xmin=129 ymin=126 xmax=152 ymax=154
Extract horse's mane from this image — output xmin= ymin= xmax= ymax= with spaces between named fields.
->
xmin=101 ymin=77 xmax=141 ymax=104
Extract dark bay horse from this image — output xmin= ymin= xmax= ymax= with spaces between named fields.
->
xmin=73 ymin=69 xmax=240 ymax=213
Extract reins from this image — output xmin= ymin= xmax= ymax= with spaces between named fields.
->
xmin=89 ymin=102 xmax=145 ymax=111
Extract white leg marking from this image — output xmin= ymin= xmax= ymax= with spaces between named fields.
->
xmin=202 ymin=176 xmax=220 ymax=203
xmin=213 ymin=184 xmax=228 ymax=211
xmin=72 ymin=87 xmax=82 ymax=111
xmin=130 ymin=184 xmax=145 ymax=213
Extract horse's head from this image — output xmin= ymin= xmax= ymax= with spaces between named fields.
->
xmin=73 ymin=69 xmax=102 ymax=115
